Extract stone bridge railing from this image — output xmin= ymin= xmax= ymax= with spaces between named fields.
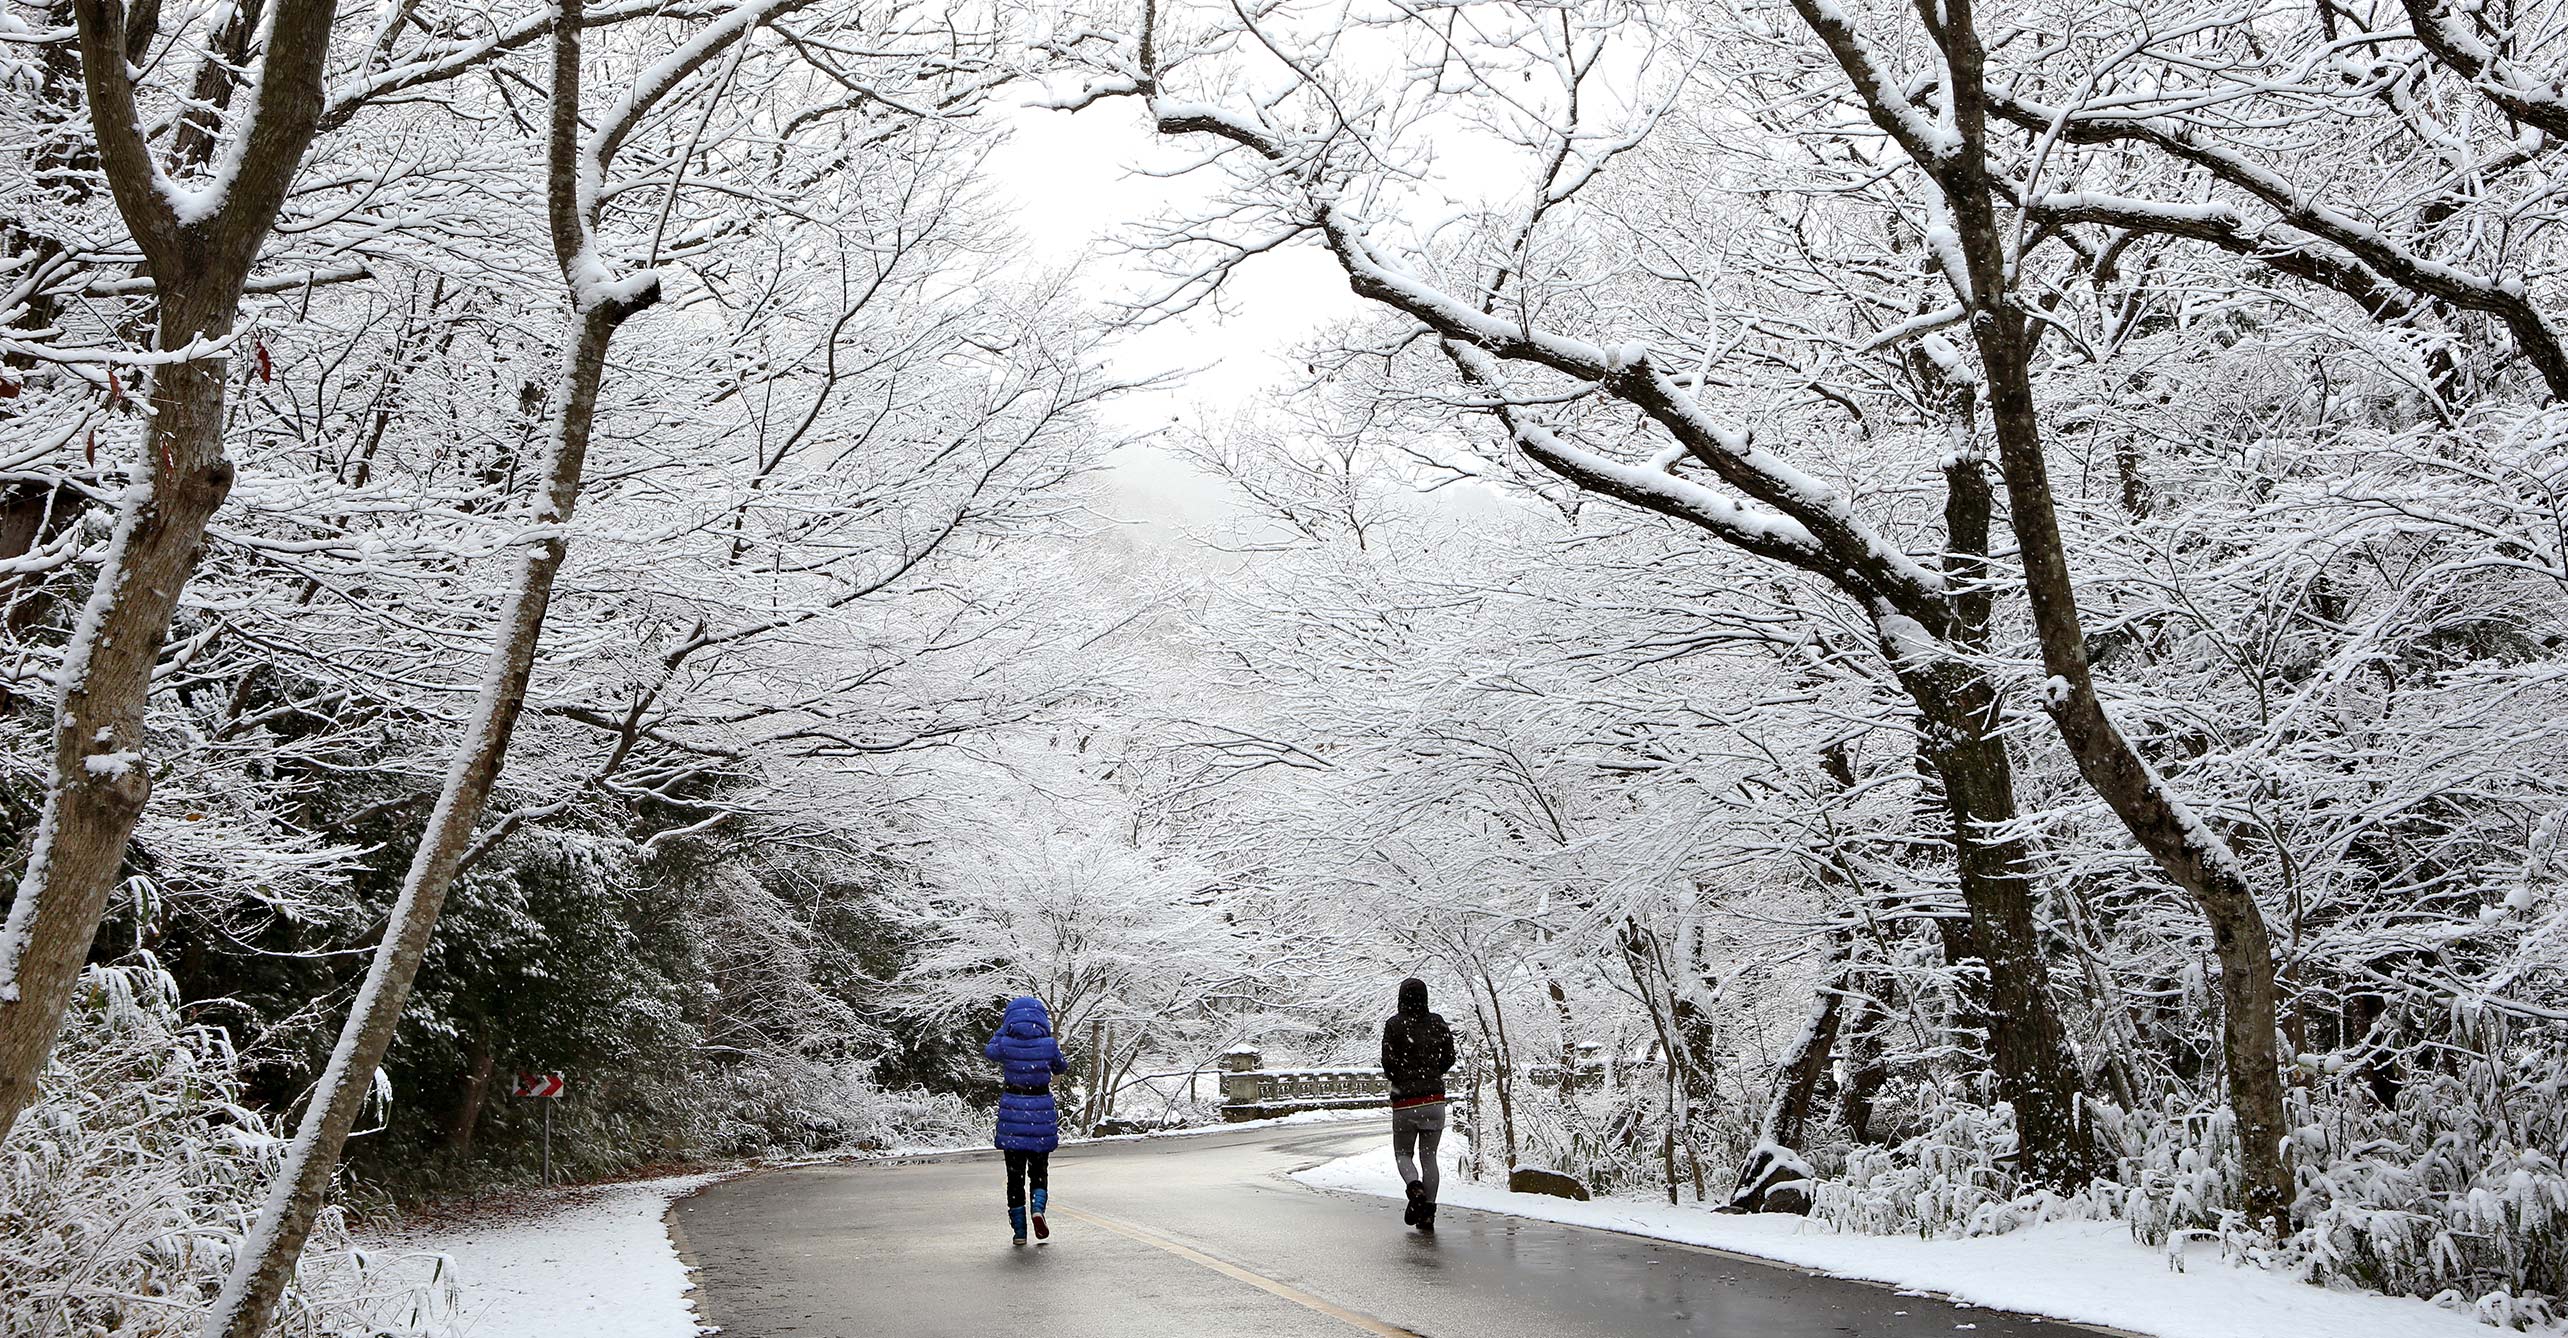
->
xmin=1213 ymin=1045 xmax=1614 ymax=1122
xmin=1217 ymin=1048 xmax=1388 ymax=1122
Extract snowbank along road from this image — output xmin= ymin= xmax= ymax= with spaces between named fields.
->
xmin=672 ymin=1122 xmax=2088 ymax=1337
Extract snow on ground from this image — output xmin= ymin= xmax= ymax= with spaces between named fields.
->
xmin=1296 ymin=1145 xmax=2546 ymax=1338
xmin=349 ymin=1116 xmax=1373 ymax=1335
xmin=358 ymin=1172 xmax=727 ymax=1338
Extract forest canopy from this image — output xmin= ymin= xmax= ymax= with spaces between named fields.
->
xmin=2 ymin=0 xmax=2564 ymax=1332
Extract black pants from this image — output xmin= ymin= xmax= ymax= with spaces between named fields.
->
xmin=1004 ymin=1149 xmax=1050 ymax=1208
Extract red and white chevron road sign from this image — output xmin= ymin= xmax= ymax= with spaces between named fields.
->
xmin=513 ymin=1072 xmax=566 ymax=1098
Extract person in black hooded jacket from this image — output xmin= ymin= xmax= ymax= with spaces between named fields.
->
xmin=1379 ymin=976 xmax=1456 ymax=1231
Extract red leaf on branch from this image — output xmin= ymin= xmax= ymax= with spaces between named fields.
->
xmin=255 ymin=340 xmax=273 ymax=383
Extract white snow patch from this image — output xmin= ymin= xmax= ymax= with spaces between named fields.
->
xmin=1294 ymin=1148 xmax=2533 ymax=1338
xmin=360 ymin=1172 xmax=727 ymax=1338
xmin=83 ymin=749 xmax=143 ymax=778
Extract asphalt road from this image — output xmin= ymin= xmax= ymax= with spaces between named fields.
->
xmin=672 ymin=1123 xmax=2082 ymax=1338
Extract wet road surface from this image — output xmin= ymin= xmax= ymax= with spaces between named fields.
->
xmin=673 ymin=1123 xmax=2089 ymax=1338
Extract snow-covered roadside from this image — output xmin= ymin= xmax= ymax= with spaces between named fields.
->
xmin=1295 ymin=1146 xmax=2551 ymax=1338
xmin=357 ymin=1172 xmax=729 ymax=1338
xmin=346 ymin=1113 xmax=1375 ymax=1336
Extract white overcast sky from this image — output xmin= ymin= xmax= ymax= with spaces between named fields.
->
xmin=981 ymin=96 xmax=1362 ymax=536
xmin=977 ymin=78 xmax=1547 ymax=553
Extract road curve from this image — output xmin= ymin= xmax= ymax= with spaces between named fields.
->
xmin=672 ymin=1122 xmax=2078 ymax=1338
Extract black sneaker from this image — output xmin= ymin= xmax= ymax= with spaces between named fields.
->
xmin=1402 ymin=1180 xmax=1424 ymax=1227
xmin=1418 ymin=1201 xmax=1436 ymax=1234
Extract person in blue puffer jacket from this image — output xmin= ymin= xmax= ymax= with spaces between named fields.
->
xmin=984 ymin=995 xmax=1069 ymax=1244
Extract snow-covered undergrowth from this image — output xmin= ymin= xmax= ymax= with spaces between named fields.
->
xmin=358 ymin=1174 xmax=722 ymax=1338
xmin=690 ymin=1051 xmax=985 ymax=1160
xmin=352 ymin=1118 xmax=1382 ymax=1338
xmin=2286 ymin=1073 xmax=2567 ymax=1327
xmin=1 ymin=959 xmax=446 ymax=1337
xmin=1298 ymin=1141 xmax=2558 ymax=1338
xmin=1809 ymin=1081 xmax=2566 ymax=1330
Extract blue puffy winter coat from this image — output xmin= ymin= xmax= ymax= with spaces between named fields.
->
xmin=985 ymin=996 xmax=1069 ymax=1152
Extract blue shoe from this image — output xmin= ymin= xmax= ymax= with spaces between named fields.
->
xmin=1030 ymin=1189 xmax=1050 ymax=1241
xmin=1009 ymin=1206 xmax=1028 ymax=1244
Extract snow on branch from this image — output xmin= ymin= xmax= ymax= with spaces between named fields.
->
xmin=2401 ymin=0 xmax=2568 ymax=142
xmin=1989 ymin=89 xmax=2568 ymax=400
xmin=1445 ymin=343 xmax=1838 ymax=576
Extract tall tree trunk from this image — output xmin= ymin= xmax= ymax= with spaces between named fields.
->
xmin=1952 ymin=68 xmax=2290 ymax=1242
xmin=0 ymin=362 xmax=232 ymax=1134
xmin=1760 ymin=981 xmax=1844 ymax=1152
xmin=1985 ymin=449 xmax=2296 ymax=1232
xmin=1835 ymin=1000 xmax=1890 ymax=1143
xmin=1546 ymin=976 xmax=1578 ymax=1100
xmin=1907 ymin=669 xmax=2092 ymax=1186
xmin=1981 ymin=402 xmax=2294 ymax=1230
xmin=0 ymin=0 xmax=339 ymax=1142
xmin=1871 ymin=445 xmax=2095 ymax=1188
xmin=1786 ymin=0 xmax=2298 ymax=1231
xmin=201 ymin=2 xmax=687 ymax=1322
xmin=446 ymin=1030 xmax=497 ymax=1160
xmin=1470 ymin=965 xmax=1521 ymax=1172
xmin=203 ymin=299 xmax=634 ymax=1338
xmin=1085 ymin=1017 xmax=1108 ymax=1130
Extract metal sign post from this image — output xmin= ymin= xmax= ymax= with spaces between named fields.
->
xmin=513 ymin=1072 xmax=567 ymax=1185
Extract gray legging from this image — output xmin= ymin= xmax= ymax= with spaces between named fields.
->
xmin=1391 ymin=1103 xmax=1445 ymax=1202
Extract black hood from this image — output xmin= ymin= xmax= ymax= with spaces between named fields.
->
xmin=1398 ymin=976 xmax=1429 ymax=1015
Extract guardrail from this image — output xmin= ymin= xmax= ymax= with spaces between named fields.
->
xmin=1217 ymin=1048 xmax=1388 ymax=1121
xmin=1212 ymin=1046 xmax=1613 ymax=1122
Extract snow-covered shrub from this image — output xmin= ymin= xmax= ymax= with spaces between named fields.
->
xmin=812 ymin=1071 xmax=984 ymax=1152
xmin=2122 ymin=1038 xmax=2567 ymax=1329
xmin=2114 ymin=1101 xmax=2248 ymax=1247
xmin=0 ymin=959 xmax=449 ymax=1337
xmin=1815 ymin=1061 xmax=2567 ymax=1328
xmin=696 ymin=1055 xmax=983 ymax=1157
xmin=1815 ymin=1100 xmax=2116 ymax=1238
xmin=1511 ymin=1084 xmax=1667 ymax=1198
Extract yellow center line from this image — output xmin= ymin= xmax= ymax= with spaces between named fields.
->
xmin=1055 ymin=1205 xmax=1422 ymax=1338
